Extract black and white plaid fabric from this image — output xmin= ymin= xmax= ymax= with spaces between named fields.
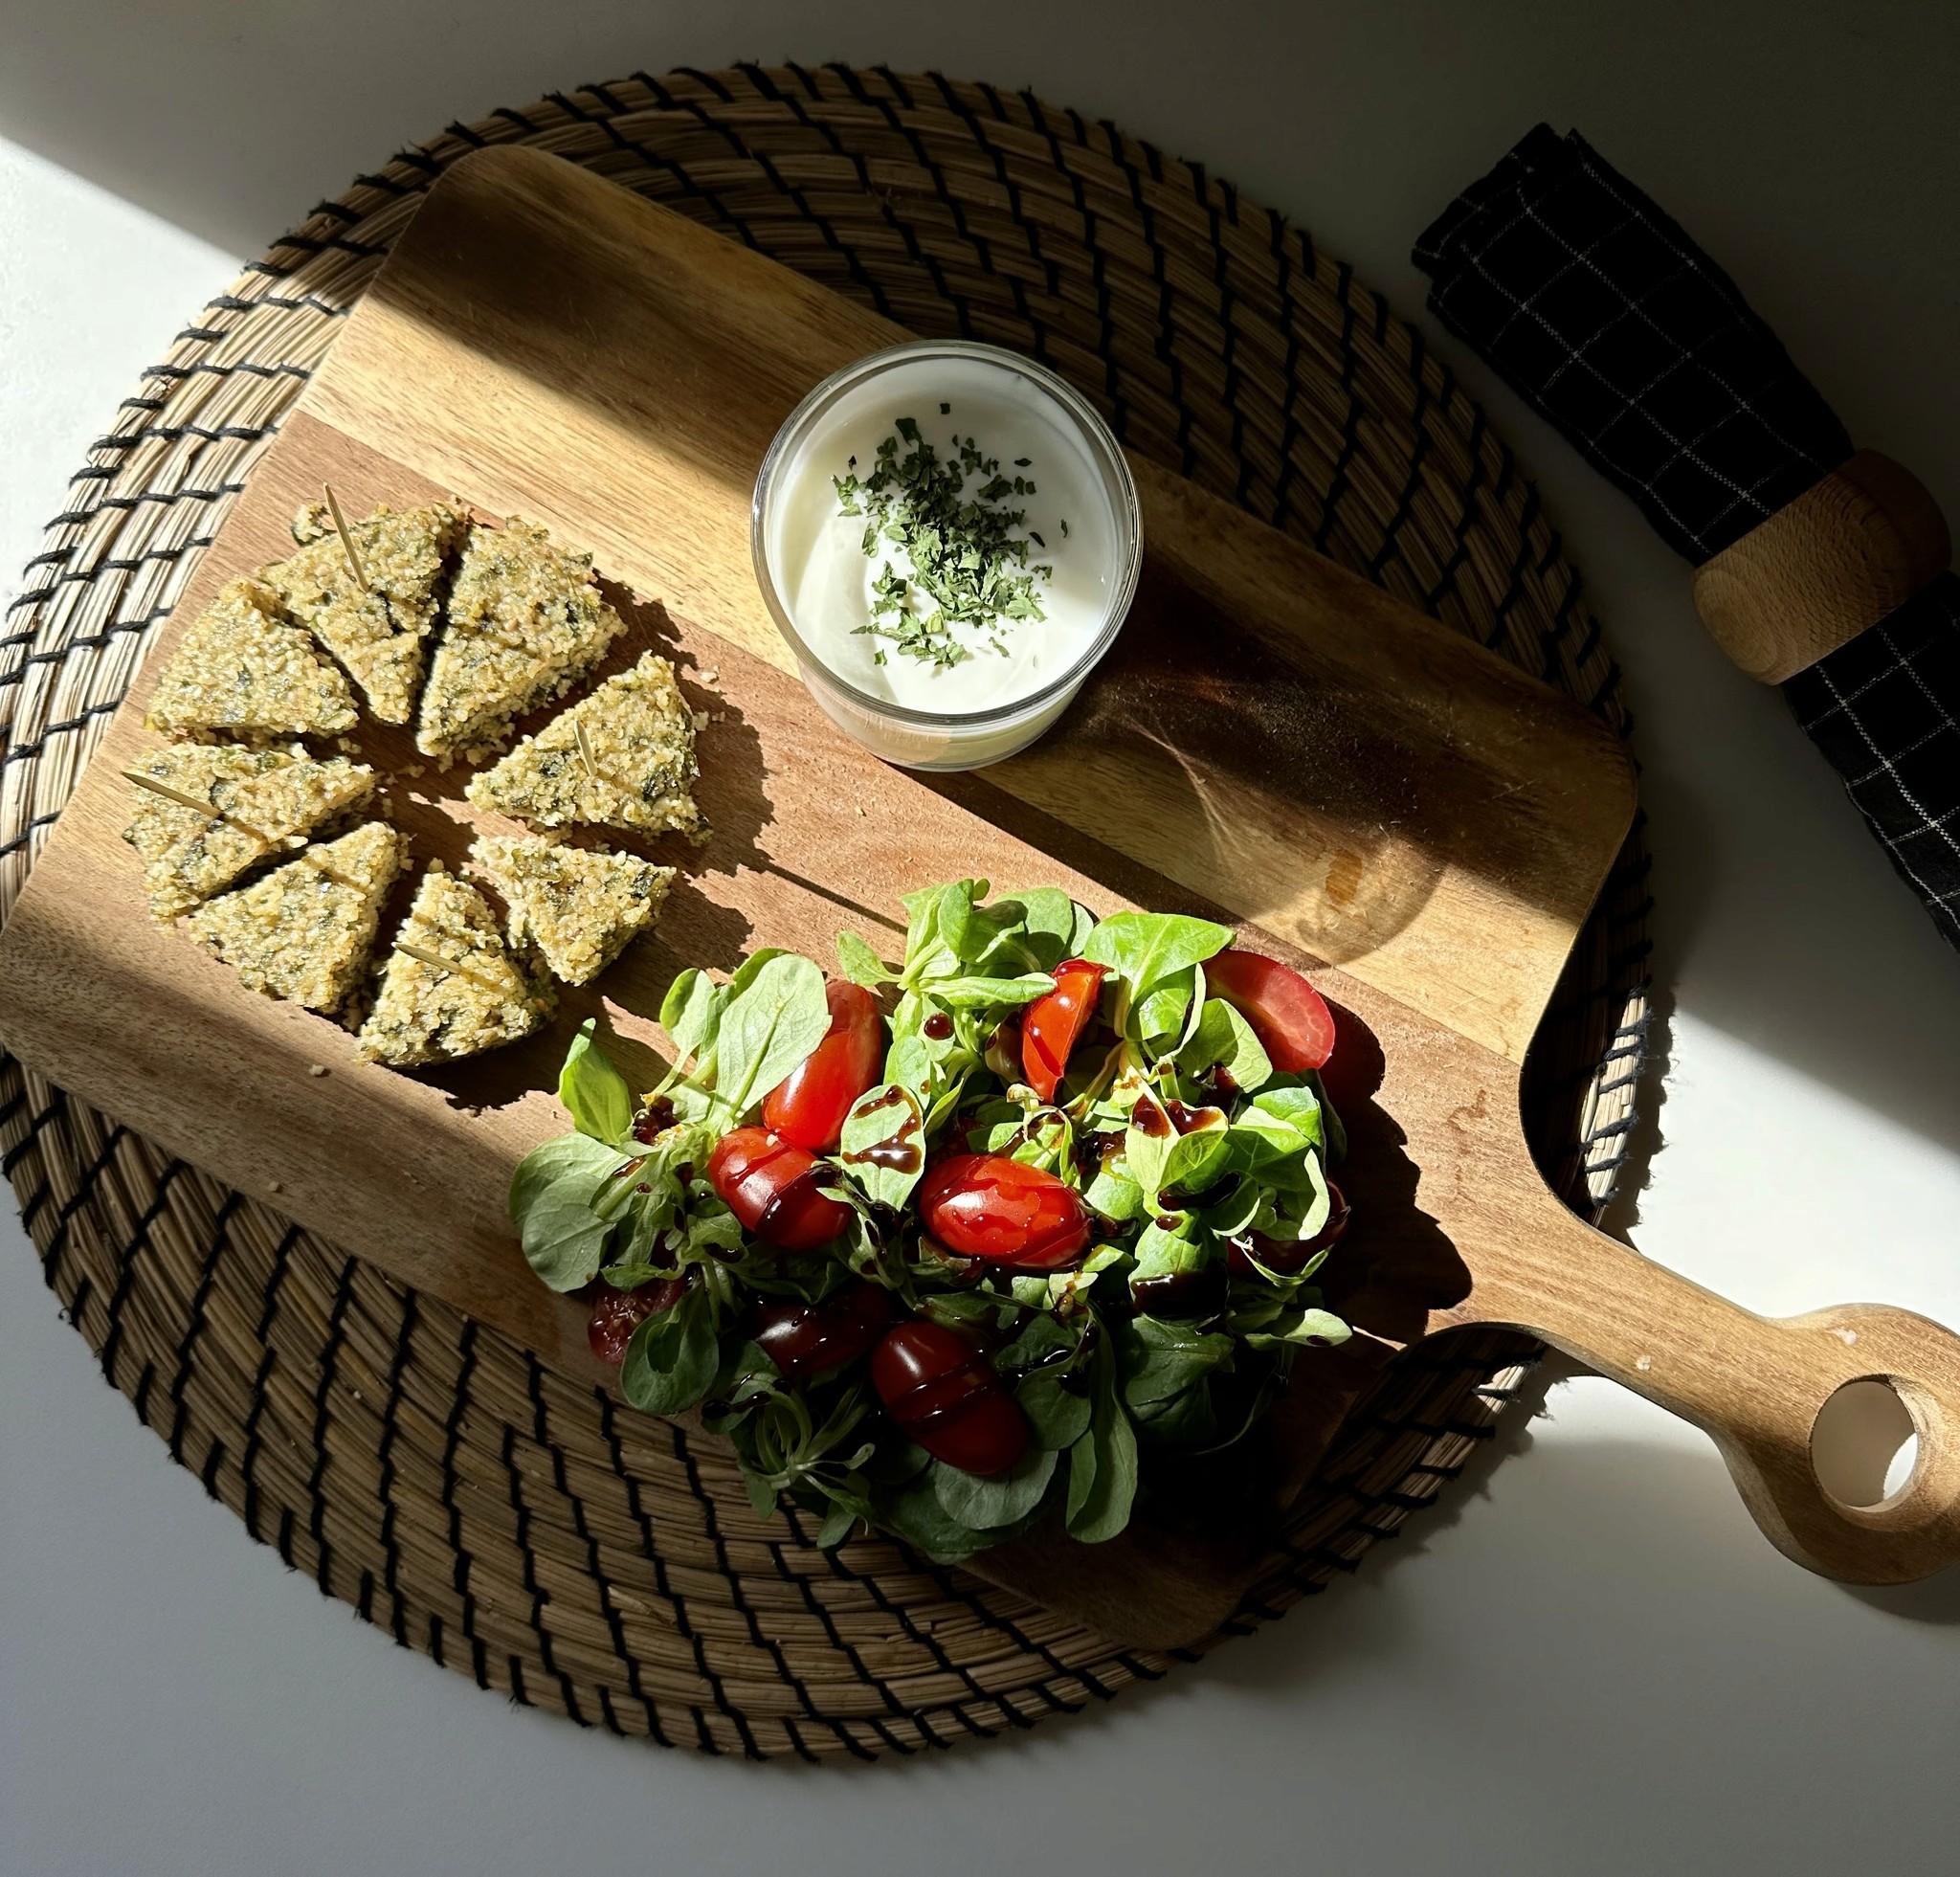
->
xmin=1416 ymin=124 xmax=1960 ymax=956
xmin=1786 ymin=574 xmax=1960 ymax=950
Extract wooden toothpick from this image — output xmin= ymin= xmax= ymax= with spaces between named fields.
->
xmin=394 ymin=938 xmax=509 ymax=994
xmin=124 ymin=768 xmax=281 ymax=849
xmin=571 ymin=718 xmax=630 ymax=801
xmin=124 ymin=769 xmax=227 ymax=819
xmin=321 ymin=482 xmax=371 ymax=592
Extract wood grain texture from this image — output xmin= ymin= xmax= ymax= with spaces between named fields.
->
xmin=4 ymin=146 xmax=1956 ymax=1629
xmin=1693 ymin=449 xmax=1951 ymax=682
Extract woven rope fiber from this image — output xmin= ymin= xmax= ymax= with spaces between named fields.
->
xmin=0 ymin=65 xmax=1651 ymax=1760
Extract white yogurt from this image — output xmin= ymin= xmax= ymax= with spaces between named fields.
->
xmin=753 ymin=343 xmax=1140 ymax=770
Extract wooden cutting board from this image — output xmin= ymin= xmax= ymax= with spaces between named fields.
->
xmin=5 ymin=147 xmax=1958 ymax=1642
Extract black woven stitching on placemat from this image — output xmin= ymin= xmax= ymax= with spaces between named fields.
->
xmin=496 ymin=1417 xmax=590 ymax=1727
xmin=935 ymin=76 xmax=1064 ymax=306
xmin=5 ymin=603 xmax=172 ymax=678
xmin=1267 ymin=208 xmax=1312 ymax=532
xmin=348 ymin=168 xmax=414 ymax=197
xmin=724 ymin=65 xmax=900 ymax=326
xmin=0 ymin=701 xmax=122 ymax=765
xmin=234 ymin=1219 xmax=298 ymax=1545
xmin=162 ymin=1188 xmax=241 ymax=1470
xmin=591 ymin=1391 xmax=728 ymax=1754
xmin=1313 ymin=264 xmax=1366 ymax=552
xmin=301 ymin=1257 xmax=359 ymax=1599
xmin=1420 ymin=404 xmax=1491 ymax=616
xmin=518 ymin=1354 xmax=667 ymax=1745
xmin=145 ymin=361 xmax=312 ymax=387
xmin=371 ymin=1287 xmax=419 ymax=1648
xmin=895 ymin=1544 xmax=1112 ymax=1708
xmin=803 ymin=1526 xmax=1021 ymax=1727
xmin=1366 ymin=420 xmax=1432 ymax=587
xmin=1189 ymin=156 xmax=1258 ymax=508
xmin=255 ymin=230 xmax=387 ymax=259
xmin=1485 ymin=472 xmax=1540 ymax=649
xmin=86 ymin=1157 xmax=182 ymax=1394
xmin=436 ymin=1319 xmax=493 ymax=1693
xmin=943 ymin=1566 xmax=1114 ymax=1702
xmin=85 ymin=420 xmax=275 ymax=457
xmin=917 ymin=88 xmax=1058 ymax=378
xmin=787 ymin=64 xmax=972 ymax=333
xmin=0 ymin=1084 xmax=64 ymax=1169
xmin=671 ymin=64 xmax=736 ymax=104
xmin=45 ymin=482 xmax=245 ymax=527
xmin=626 ymin=71 xmax=768 ymax=253
xmin=390 ymin=144 xmax=444 ymax=179
xmin=1023 ymin=93 xmax=1126 ymax=437
xmin=825 ymin=64 xmax=995 ymax=339
xmin=547 ymin=85 xmax=748 ymax=250
xmin=33 ymin=1117 xmax=124 ymax=1294
xmin=204 ymin=292 xmax=347 ymax=319
xmin=129 ymin=1353 xmax=159 ymax=1427
xmin=6 ymin=538 xmax=211 ymax=613
xmin=1110 ymin=118 xmax=1194 ymax=469
xmin=1531 ymin=553 xmax=1583 ymax=683
xmin=764 ymin=61 xmax=978 ymax=338
xmin=661 ymin=1418 xmax=827 ymax=1754
xmin=762 ymin=1507 xmax=908 ymax=1752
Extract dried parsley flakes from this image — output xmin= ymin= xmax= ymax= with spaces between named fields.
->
xmin=833 ymin=413 xmax=1055 ymax=668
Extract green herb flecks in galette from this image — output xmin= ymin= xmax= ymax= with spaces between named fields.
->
xmin=509 ymin=880 xmax=1351 ymax=1560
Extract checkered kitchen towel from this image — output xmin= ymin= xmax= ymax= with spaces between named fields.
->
xmin=1415 ymin=124 xmax=1960 ymax=953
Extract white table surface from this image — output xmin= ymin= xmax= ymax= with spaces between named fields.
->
xmin=5 ymin=6 xmax=1959 ymax=1872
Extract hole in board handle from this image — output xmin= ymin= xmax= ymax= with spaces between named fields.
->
xmin=1811 ymin=1377 xmax=1921 ymax=1508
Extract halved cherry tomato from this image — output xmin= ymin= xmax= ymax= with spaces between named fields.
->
xmin=707 ymin=1127 xmax=853 ymax=1251
xmin=587 ymin=1273 xmax=691 ymax=1365
xmin=871 ymin=1320 xmax=1029 ymax=1475
xmin=1225 ymin=1181 xmax=1350 ymax=1279
xmin=917 ymin=1153 xmax=1091 ymax=1271
xmin=755 ymin=1280 xmax=894 ymax=1383
xmin=762 ymin=979 xmax=883 ymax=1151
xmin=1206 ymin=947 xmax=1336 ymax=1072
xmin=1020 ymin=957 xmax=1108 ymax=1102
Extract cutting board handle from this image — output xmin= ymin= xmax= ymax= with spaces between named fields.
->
xmin=1479 ymin=1200 xmax=1960 ymax=1584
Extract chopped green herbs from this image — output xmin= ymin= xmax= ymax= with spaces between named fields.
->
xmin=832 ymin=411 xmax=1055 ymax=669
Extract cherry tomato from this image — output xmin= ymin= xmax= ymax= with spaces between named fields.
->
xmin=1225 ymin=1181 xmax=1350 ymax=1279
xmin=755 ymin=1281 xmax=894 ymax=1383
xmin=1205 ymin=947 xmax=1336 ymax=1073
xmin=917 ymin=1153 xmax=1092 ymax=1271
xmin=587 ymin=1274 xmax=690 ymax=1365
xmin=1020 ymin=957 xmax=1108 ymax=1102
xmin=762 ymin=979 xmax=883 ymax=1151
xmin=707 ymin=1126 xmax=853 ymax=1251
xmin=871 ymin=1321 xmax=1029 ymax=1475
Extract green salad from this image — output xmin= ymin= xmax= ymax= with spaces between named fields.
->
xmin=510 ymin=879 xmax=1351 ymax=1559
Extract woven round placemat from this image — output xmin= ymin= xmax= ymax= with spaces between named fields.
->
xmin=0 ymin=65 xmax=1651 ymax=1760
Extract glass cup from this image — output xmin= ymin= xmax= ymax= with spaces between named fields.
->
xmin=751 ymin=340 xmax=1142 ymax=771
